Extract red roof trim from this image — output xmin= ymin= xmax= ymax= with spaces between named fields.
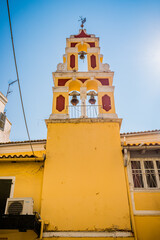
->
xmin=87 ymin=42 xmax=95 ymax=47
xmin=71 ymin=42 xmax=78 ymax=47
xmin=74 ymin=30 xmax=91 ymax=38
xmin=77 ymin=78 xmax=88 ymax=83
xmin=58 ymin=79 xmax=71 ymax=86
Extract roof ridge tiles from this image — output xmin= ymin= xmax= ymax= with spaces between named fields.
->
xmin=120 ymin=129 xmax=160 ymax=135
xmin=0 ymin=139 xmax=46 ymax=145
xmin=0 ymin=130 xmax=159 ymax=145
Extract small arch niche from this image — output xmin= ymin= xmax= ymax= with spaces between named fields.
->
xmin=78 ymin=52 xmax=88 ymax=72
xmin=77 ymin=43 xmax=88 ymax=72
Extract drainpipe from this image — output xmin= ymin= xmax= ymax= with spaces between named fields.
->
xmin=39 ymin=219 xmax=44 ymax=239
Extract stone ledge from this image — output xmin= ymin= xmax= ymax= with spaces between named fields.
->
xmin=43 ymin=231 xmax=133 ymax=238
xmin=45 ymin=117 xmax=122 ymax=126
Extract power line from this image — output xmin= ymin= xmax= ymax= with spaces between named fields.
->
xmin=6 ymin=0 xmax=35 ymax=155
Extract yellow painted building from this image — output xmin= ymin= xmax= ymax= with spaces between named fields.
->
xmin=0 ymin=28 xmax=160 ymax=240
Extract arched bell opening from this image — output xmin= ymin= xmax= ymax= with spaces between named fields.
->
xmin=77 ymin=43 xmax=88 ymax=72
xmin=68 ymin=90 xmax=81 ymax=118
xmin=86 ymin=90 xmax=98 ymax=118
xmin=77 ymin=43 xmax=88 ymax=53
xmin=85 ymin=79 xmax=100 ymax=92
xmin=68 ymin=80 xmax=82 ymax=92
xmin=78 ymin=52 xmax=88 ymax=72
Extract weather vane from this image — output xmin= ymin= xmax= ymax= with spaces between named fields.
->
xmin=79 ymin=16 xmax=86 ymax=29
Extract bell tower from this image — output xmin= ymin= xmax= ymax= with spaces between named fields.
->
xmin=50 ymin=24 xmax=117 ymax=120
xmin=41 ymin=22 xmax=134 ymax=239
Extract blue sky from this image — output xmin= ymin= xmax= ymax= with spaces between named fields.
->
xmin=0 ymin=0 xmax=160 ymax=141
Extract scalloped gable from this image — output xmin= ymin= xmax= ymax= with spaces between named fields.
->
xmin=74 ymin=29 xmax=91 ymax=38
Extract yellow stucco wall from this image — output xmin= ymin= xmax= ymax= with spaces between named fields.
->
xmin=0 ymin=161 xmax=44 ymax=213
xmin=41 ymin=121 xmax=131 ymax=231
xmin=134 ymin=192 xmax=160 ymax=211
xmin=135 ymin=216 xmax=160 ymax=240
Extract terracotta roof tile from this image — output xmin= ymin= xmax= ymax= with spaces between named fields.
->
xmin=123 ymin=143 xmax=160 ymax=147
xmin=0 ymin=154 xmax=37 ymax=159
xmin=120 ymin=129 xmax=160 ymax=135
xmin=0 ymin=139 xmax=46 ymax=145
xmin=0 ymin=130 xmax=159 ymax=145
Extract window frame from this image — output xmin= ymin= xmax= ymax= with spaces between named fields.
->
xmin=129 ymin=159 xmax=160 ymax=190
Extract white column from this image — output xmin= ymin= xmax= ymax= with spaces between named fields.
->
xmin=80 ymin=87 xmax=87 ymax=118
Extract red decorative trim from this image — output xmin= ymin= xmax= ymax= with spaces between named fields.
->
xmin=58 ymin=79 xmax=71 ymax=86
xmin=91 ymin=55 xmax=96 ymax=68
xmin=56 ymin=95 xmax=65 ymax=112
xmin=87 ymin=42 xmax=95 ymax=47
xmin=78 ymin=78 xmax=88 ymax=83
xmin=71 ymin=42 xmax=78 ymax=47
xmin=74 ymin=30 xmax=91 ymax=38
xmin=102 ymin=95 xmax=111 ymax=112
xmin=57 ymin=78 xmax=109 ymax=86
xmin=96 ymin=78 xmax=109 ymax=86
xmin=70 ymin=54 xmax=75 ymax=68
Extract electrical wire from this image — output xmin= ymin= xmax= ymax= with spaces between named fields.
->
xmin=6 ymin=0 xmax=35 ymax=155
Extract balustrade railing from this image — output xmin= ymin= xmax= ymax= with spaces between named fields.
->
xmin=66 ymin=105 xmax=102 ymax=119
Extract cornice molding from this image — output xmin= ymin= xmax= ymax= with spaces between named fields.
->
xmin=98 ymin=86 xmax=115 ymax=92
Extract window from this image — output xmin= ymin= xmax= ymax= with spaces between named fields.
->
xmin=156 ymin=161 xmax=160 ymax=180
xmin=131 ymin=161 xmax=144 ymax=188
xmin=0 ymin=177 xmax=15 ymax=215
xmin=0 ymin=112 xmax=6 ymax=131
xmin=131 ymin=160 xmax=160 ymax=189
xmin=144 ymin=161 xmax=157 ymax=188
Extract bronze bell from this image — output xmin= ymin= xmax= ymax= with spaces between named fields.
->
xmin=79 ymin=51 xmax=86 ymax=60
xmin=71 ymin=95 xmax=79 ymax=106
xmin=89 ymin=95 xmax=96 ymax=104
xmin=88 ymin=91 xmax=97 ymax=105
